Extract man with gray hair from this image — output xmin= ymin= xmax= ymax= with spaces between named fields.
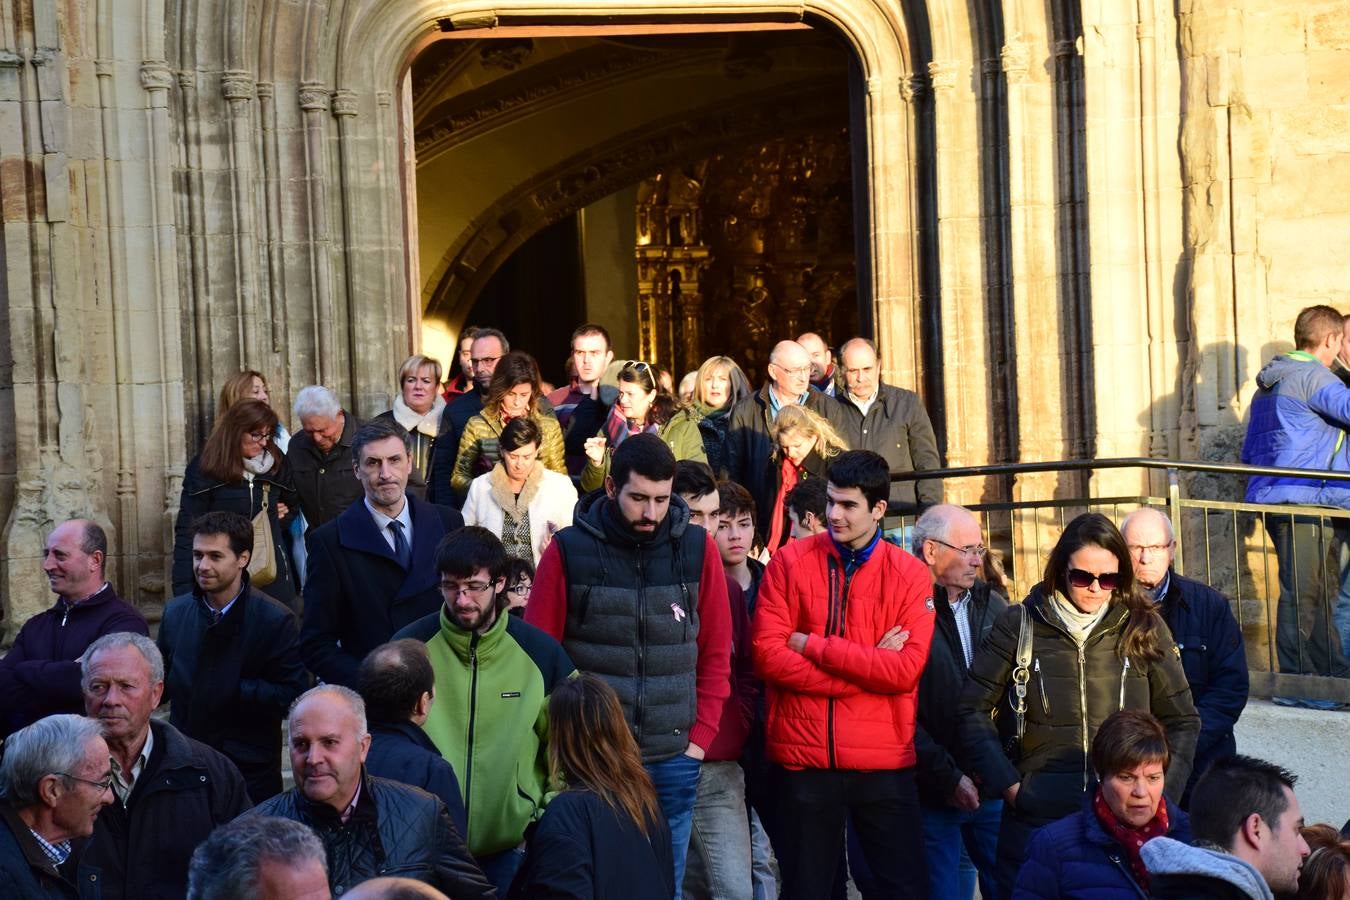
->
xmin=248 ymin=685 xmax=492 ymax=899
xmin=288 ymin=385 xmax=363 ymax=531
xmin=911 ymin=504 xmax=1006 ymax=899
xmin=0 ymin=518 xmax=148 ymax=737
xmin=0 ymin=714 xmax=112 ymax=897
xmin=1120 ymin=506 xmax=1248 ymax=801
xmin=78 ymin=632 xmax=251 ymax=900
xmin=187 ymin=816 xmax=330 ymax=900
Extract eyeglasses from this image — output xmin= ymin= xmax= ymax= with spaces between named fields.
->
xmin=774 ymin=364 xmax=812 ymax=378
xmin=470 ymin=356 xmax=501 ymax=368
xmin=1126 ymin=542 xmax=1173 ymax=557
xmin=245 ymin=430 xmax=270 ymax=444
xmin=506 ymin=581 xmax=532 ymax=596
xmin=441 ymin=581 xmax=493 ymax=597
xmin=929 ymin=538 xmax=988 ymax=559
xmin=55 ymin=772 xmax=113 ymax=793
xmin=1065 ymin=568 xmax=1121 ymax=592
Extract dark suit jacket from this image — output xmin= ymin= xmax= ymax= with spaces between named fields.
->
xmin=300 ymin=494 xmax=463 ymax=686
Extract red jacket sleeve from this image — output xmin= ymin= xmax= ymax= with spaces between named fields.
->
xmin=689 ymin=534 xmax=732 ymax=751
xmin=524 ymin=541 xmax=567 ymax=641
xmin=751 ymin=548 xmax=864 ymax=698
xmin=801 ymin=565 xmax=936 ymax=694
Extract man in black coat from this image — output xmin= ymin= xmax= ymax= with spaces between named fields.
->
xmin=0 ymin=519 xmax=148 ymax=737
xmin=288 ymin=385 xmax=364 ymax=532
xmin=247 ymin=685 xmax=493 ymax=899
xmin=1122 ymin=507 xmax=1249 ymax=800
xmin=78 ymin=632 xmax=252 ymax=900
xmin=356 ymin=639 xmax=468 ymax=833
xmin=427 ymin=328 xmax=508 ymax=505
xmin=301 ymin=418 xmax=464 ymax=687
xmin=158 ymin=511 xmax=310 ymax=803
xmin=910 ymin=504 xmax=1006 ymax=900
xmin=834 ymin=337 xmax=942 ymax=516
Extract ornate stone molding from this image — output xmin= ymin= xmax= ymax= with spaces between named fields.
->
xmin=140 ymin=60 xmax=173 ymax=92
xmin=221 ymin=71 xmax=255 ymax=101
xmin=0 ymin=50 xmax=23 ymax=68
xmin=1001 ymin=41 xmax=1030 ymax=82
xmin=331 ymin=89 xmax=359 ymax=118
xmin=376 ymin=90 xmax=392 ymax=108
xmin=1053 ymin=39 xmax=1078 ymax=59
xmin=899 ymin=74 xmax=925 ymax=103
xmin=927 ymin=61 xmax=957 ymax=92
xmin=255 ymin=81 xmax=274 ymax=100
xmin=299 ymin=82 xmax=330 ymax=111
xmin=178 ymin=71 xmax=196 ymax=90
xmin=32 ymin=48 xmax=60 ymax=68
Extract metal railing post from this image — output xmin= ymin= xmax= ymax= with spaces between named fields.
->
xmin=1168 ymin=467 xmax=1184 ymax=575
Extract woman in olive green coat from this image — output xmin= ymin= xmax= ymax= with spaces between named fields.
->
xmin=451 ymin=352 xmax=566 ymax=498
xmin=580 ymin=360 xmax=706 ymax=492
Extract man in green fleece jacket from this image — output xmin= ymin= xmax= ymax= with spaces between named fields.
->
xmin=393 ymin=526 xmax=574 ymax=894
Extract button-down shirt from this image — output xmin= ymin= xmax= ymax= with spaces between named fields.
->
xmin=365 ymin=496 xmax=413 ymax=554
xmin=768 ymin=386 xmax=809 ymax=419
xmin=848 ymin=388 xmax=880 ymax=418
xmin=110 ymin=726 xmax=154 ymax=806
xmin=27 ymin=828 xmax=71 ymax=866
xmin=949 ymin=588 xmax=975 ymax=668
xmin=199 ymin=583 xmax=245 ymax=624
xmin=1144 ymin=570 xmax=1171 ymax=604
xmin=340 ymin=780 xmax=363 ymax=825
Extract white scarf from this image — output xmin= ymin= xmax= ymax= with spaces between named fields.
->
xmin=242 ymin=450 xmax=275 ymax=476
xmin=392 ymin=393 xmax=445 ymax=438
xmin=1048 ymin=590 xmax=1113 ymax=646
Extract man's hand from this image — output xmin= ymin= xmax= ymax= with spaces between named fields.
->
xmin=950 ymin=775 xmax=980 ymax=812
xmin=684 ymin=743 xmax=706 ymax=760
xmin=876 ymin=625 xmax=910 ymax=651
xmin=1003 ymin=782 xmax=1020 ymax=808
xmin=787 ymin=632 xmax=809 ymax=654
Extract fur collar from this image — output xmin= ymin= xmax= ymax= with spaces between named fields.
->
xmin=488 ymin=462 xmax=543 ymax=515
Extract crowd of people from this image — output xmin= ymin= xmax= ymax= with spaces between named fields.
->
xmin=2 ymin=311 xmax=1350 ymax=900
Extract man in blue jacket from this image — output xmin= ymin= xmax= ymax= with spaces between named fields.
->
xmin=1240 ymin=304 xmax=1350 ymax=680
xmin=1122 ymin=508 xmax=1248 ymax=801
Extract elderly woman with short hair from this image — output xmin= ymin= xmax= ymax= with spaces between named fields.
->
xmin=374 ymin=354 xmax=446 ymax=498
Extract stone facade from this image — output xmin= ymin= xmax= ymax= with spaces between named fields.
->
xmin=3 ymin=0 xmax=1348 ymax=633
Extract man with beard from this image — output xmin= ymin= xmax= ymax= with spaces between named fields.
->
xmin=527 ymin=433 xmax=732 ymax=889
xmin=393 ymin=526 xmax=573 ymax=894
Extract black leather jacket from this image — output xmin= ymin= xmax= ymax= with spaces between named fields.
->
xmin=250 ymin=773 xmax=495 ymax=899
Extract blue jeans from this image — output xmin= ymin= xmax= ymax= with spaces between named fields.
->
xmin=477 ymin=846 xmax=525 ymax=895
xmin=1337 ymin=534 xmax=1350 ymax=658
xmin=683 ymin=760 xmax=752 ymax=900
xmin=1268 ymin=515 xmax=1350 ymax=676
xmin=921 ymin=799 xmax=1002 ymax=900
xmin=748 ymin=807 xmax=778 ymax=900
xmin=647 ymin=752 xmax=702 ymax=893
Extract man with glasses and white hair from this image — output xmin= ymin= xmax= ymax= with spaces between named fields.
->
xmin=910 ymin=504 xmax=1006 ymax=899
xmin=187 ymin=816 xmax=330 ymax=900
xmin=78 ymin=631 xmax=251 ymax=900
xmin=1121 ymin=507 xmax=1248 ymax=801
xmin=0 ymin=714 xmax=112 ymax=897
xmin=289 ymin=385 xmax=363 ymax=532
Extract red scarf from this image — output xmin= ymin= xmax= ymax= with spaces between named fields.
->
xmin=767 ymin=456 xmax=801 ymax=553
xmin=1093 ymin=787 xmax=1169 ymax=891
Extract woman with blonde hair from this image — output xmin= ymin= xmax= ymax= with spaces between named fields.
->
xmin=374 ymin=353 xmax=445 ymax=497
xmin=511 ymin=674 xmax=674 ymax=899
xmin=664 ymin=355 xmax=752 ymax=477
xmin=218 ymin=369 xmax=291 ymax=450
xmin=762 ymin=404 xmax=848 ymax=552
xmin=451 ymin=352 xmax=565 ymax=499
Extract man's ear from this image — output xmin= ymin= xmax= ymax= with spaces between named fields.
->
xmin=871 ymin=498 xmax=888 ymax=522
xmin=238 ymin=549 xmax=251 ymax=570
xmin=1239 ymin=812 xmax=1264 ymax=852
xmin=604 ymin=474 xmax=617 ymax=499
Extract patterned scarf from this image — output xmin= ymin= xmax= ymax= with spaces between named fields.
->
xmin=1093 ymin=786 xmax=1169 ymax=891
xmin=603 ymin=403 xmax=657 ymax=449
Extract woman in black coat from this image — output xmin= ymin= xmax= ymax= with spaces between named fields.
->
xmin=511 ymin=675 xmax=674 ymax=900
xmin=173 ymin=399 xmax=299 ymax=612
xmin=958 ymin=512 xmax=1201 ymax=899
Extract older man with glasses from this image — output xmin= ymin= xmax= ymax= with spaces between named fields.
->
xmin=0 ymin=714 xmax=113 ymax=897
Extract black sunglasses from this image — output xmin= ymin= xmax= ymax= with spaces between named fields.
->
xmin=1065 ymin=568 xmax=1121 ymax=592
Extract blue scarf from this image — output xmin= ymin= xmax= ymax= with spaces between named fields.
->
xmin=832 ymin=526 xmax=883 ymax=575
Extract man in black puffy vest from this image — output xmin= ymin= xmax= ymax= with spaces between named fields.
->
xmin=526 ymin=433 xmax=732 ymax=889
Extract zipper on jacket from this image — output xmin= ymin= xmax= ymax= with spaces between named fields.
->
xmin=1077 ymin=643 xmax=1089 ymax=791
xmin=1119 ymin=657 xmax=1132 ymax=709
xmin=1034 ymin=658 xmax=1051 ymax=715
xmin=463 ymin=633 xmax=481 ymax=838
xmin=635 ymin=548 xmax=646 ymax=745
xmin=825 ymin=559 xmax=844 ymax=769
xmin=1108 ymin=852 xmax=1149 ymax=900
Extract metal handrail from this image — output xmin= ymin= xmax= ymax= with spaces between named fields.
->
xmin=887 ymin=456 xmax=1350 ymax=483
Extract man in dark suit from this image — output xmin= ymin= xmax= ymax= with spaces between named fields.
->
xmin=300 ymin=418 xmax=464 ymax=687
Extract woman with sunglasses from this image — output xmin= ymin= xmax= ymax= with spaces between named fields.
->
xmin=958 ymin=512 xmax=1200 ymax=898
xmin=172 ymin=399 xmax=300 ymax=612
xmin=579 ymin=360 xmax=706 ymax=492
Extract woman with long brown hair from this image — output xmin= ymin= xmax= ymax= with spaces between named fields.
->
xmin=172 ymin=399 xmax=299 ymax=611
xmin=958 ymin=512 xmax=1200 ymax=898
xmin=511 ymin=674 xmax=674 ymax=899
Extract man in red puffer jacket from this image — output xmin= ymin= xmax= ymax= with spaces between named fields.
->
xmin=752 ymin=450 xmax=936 ymax=900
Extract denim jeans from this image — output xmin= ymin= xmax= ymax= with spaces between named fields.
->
xmin=921 ymin=799 xmax=1002 ymax=900
xmin=1336 ymin=532 xmax=1350 ymax=658
xmin=683 ymin=760 xmax=753 ymax=900
xmin=748 ymin=807 xmax=778 ymax=900
xmin=477 ymin=846 xmax=525 ymax=895
xmin=647 ymin=752 xmax=703 ymax=892
xmin=1268 ymin=514 xmax=1350 ymax=677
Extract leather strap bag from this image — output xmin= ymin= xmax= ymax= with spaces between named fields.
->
xmin=248 ymin=481 xmax=278 ymax=587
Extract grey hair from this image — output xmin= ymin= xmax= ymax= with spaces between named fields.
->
xmin=293 ymin=385 xmax=342 ymax=422
xmin=187 ymin=816 xmax=327 ymax=900
xmin=81 ymin=631 xmax=164 ymax=687
xmin=289 ymin=684 xmax=368 ymax=737
xmin=1120 ymin=506 xmax=1175 ymax=543
xmin=910 ymin=504 xmax=978 ymax=557
xmin=0 ymin=714 xmax=104 ymax=805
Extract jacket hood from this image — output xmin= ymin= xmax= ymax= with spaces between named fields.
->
xmin=572 ymin=487 xmax=690 ymax=547
xmin=1140 ymin=838 xmax=1274 ymax=900
xmin=1255 ymin=351 xmax=1319 ymax=391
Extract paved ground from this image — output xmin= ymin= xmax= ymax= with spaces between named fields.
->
xmin=1233 ymin=698 xmax=1350 ymax=828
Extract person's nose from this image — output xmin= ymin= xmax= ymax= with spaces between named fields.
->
xmin=1131 ymin=780 xmax=1148 ymax=798
xmin=646 ymin=500 xmax=660 ymax=521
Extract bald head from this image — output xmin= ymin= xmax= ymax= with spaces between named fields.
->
xmin=796 ymin=333 xmax=833 ymax=383
xmin=769 ymin=341 xmax=812 ymax=399
xmin=345 ymin=877 xmax=449 ymax=900
xmin=839 ymin=338 xmax=879 ymax=401
xmin=1120 ymin=507 xmax=1175 ymax=590
xmin=912 ymin=504 xmax=985 ymax=595
xmin=43 ymin=519 xmax=108 ymax=602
